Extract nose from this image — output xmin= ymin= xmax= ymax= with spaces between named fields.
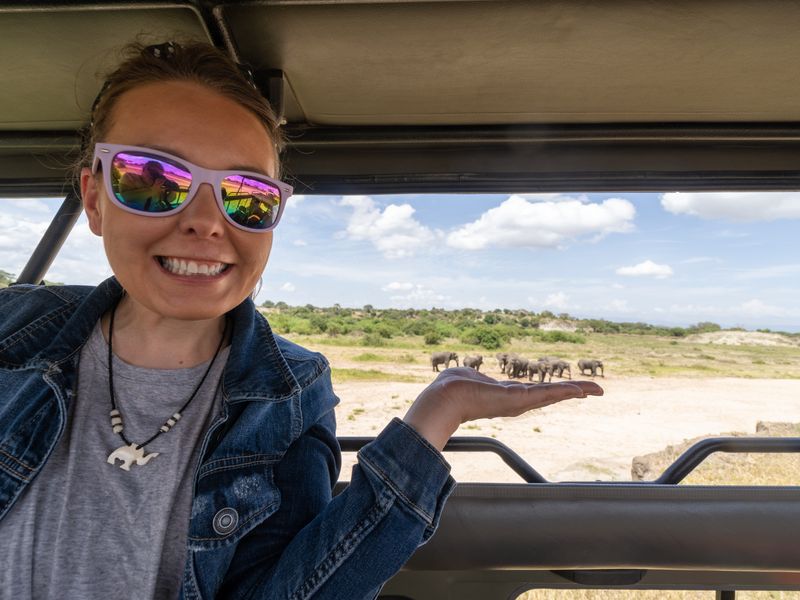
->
xmin=176 ymin=183 xmax=226 ymax=238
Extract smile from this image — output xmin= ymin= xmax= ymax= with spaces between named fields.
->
xmin=158 ymin=256 xmax=230 ymax=277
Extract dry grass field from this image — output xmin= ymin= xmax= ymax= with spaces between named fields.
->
xmin=278 ymin=330 xmax=800 ymax=484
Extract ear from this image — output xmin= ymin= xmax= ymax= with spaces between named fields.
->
xmin=80 ymin=166 xmax=104 ymax=236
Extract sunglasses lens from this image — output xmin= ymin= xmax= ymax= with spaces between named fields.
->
xmin=110 ymin=151 xmax=189 ymax=212
xmin=221 ymin=175 xmax=282 ymax=230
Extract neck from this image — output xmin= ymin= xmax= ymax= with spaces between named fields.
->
xmin=102 ymin=295 xmax=229 ymax=369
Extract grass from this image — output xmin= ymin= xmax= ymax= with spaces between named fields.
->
xmin=330 ymin=368 xmax=425 ymax=384
xmin=682 ymin=452 xmax=800 ymax=486
xmin=352 ymin=351 xmax=419 ymax=363
xmin=352 ymin=352 xmax=382 ymax=362
xmin=291 ymin=332 xmax=800 ymax=380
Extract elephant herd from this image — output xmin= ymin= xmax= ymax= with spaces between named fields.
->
xmin=430 ymin=351 xmax=604 ymax=380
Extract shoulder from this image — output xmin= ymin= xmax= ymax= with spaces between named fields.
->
xmin=0 ymin=284 xmax=92 ymax=346
xmin=274 ymin=330 xmax=339 ymax=430
xmin=248 ymin=310 xmax=339 ymax=434
xmin=0 ymin=279 xmax=121 ymax=365
xmin=229 ymin=305 xmax=333 ymax=399
xmin=0 ymin=282 xmax=91 ymax=308
xmin=272 ymin=330 xmax=331 ymax=387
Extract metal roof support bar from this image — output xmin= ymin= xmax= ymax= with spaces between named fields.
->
xmin=16 ymin=191 xmax=82 ymax=285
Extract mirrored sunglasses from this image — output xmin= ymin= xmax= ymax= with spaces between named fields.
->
xmin=91 ymin=143 xmax=292 ymax=233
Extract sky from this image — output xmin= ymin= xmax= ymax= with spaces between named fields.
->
xmin=2 ymin=191 xmax=800 ymax=332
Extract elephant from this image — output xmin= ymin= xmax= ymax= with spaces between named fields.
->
xmin=463 ymin=355 xmax=483 ymax=371
xmin=431 ymin=351 xmax=459 ymax=371
xmin=527 ymin=360 xmax=553 ymax=383
xmin=495 ymin=352 xmax=510 ymax=373
xmin=506 ymin=356 xmax=529 ymax=379
xmin=549 ymin=359 xmax=572 ymax=379
xmin=578 ymin=359 xmax=604 ymax=377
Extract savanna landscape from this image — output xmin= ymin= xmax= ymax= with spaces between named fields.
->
xmin=260 ymin=302 xmax=800 ymax=487
xmin=3 ymin=267 xmax=797 ymax=489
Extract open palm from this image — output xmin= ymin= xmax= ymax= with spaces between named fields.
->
xmin=404 ymin=367 xmax=604 ymax=450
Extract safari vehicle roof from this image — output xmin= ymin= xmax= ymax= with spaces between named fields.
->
xmin=3 ymin=0 xmax=800 ymax=196
xmin=2 ymin=2 xmax=800 ymax=599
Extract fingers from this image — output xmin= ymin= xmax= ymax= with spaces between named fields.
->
xmin=446 ymin=379 xmax=594 ymax=423
xmin=567 ymin=380 xmax=604 ymax=396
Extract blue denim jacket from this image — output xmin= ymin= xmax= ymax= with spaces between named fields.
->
xmin=0 ymin=278 xmax=455 ymax=599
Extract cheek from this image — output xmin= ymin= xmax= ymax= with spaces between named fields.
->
xmin=241 ymin=233 xmax=273 ymax=278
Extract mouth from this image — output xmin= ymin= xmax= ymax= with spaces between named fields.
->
xmin=157 ymin=256 xmax=231 ymax=277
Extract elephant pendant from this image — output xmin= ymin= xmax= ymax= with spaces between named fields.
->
xmin=107 ymin=443 xmax=159 ymax=471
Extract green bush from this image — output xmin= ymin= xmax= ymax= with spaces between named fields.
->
xmin=424 ymin=331 xmax=443 ymax=345
xmin=309 ymin=315 xmax=328 ymax=333
xmin=536 ymin=330 xmax=586 ymax=344
xmin=461 ymin=325 xmax=507 ymax=350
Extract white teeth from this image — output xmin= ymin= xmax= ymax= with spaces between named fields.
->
xmin=161 ymin=257 xmax=227 ymax=277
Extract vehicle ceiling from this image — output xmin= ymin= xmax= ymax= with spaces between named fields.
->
xmin=2 ymin=0 xmax=800 ymax=195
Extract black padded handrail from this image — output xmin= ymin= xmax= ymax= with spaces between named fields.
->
xmin=404 ymin=483 xmax=800 ymax=571
xmin=340 ymin=435 xmax=800 ymax=485
xmin=338 ymin=436 xmax=546 ymax=483
xmin=655 ymin=436 xmax=800 ymax=484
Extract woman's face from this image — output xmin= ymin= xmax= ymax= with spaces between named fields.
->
xmin=82 ymin=80 xmax=277 ymax=322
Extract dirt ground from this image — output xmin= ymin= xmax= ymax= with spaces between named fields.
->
xmin=332 ymin=372 xmax=800 ymax=483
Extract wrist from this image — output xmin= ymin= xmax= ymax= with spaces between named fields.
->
xmin=402 ymin=394 xmax=461 ymax=451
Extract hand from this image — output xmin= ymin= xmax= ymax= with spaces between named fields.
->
xmin=403 ymin=367 xmax=603 ymax=451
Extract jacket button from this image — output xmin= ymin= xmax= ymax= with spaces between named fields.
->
xmin=212 ymin=508 xmax=239 ymax=535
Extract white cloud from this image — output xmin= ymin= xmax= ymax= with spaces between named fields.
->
xmin=387 ymin=284 xmax=449 ymax=305
xmin=543 ymin=292 xmax=570 ymax=310
xmin=382 ymin=281 xmax=414 ymax=292
xmin=446 ymin=195 xmax=635 ymax=250
xmin=616 ymin=260 xmax=674 ymax=279
xmin=339 ymin=195 xmax=437 ymax=259
xmin=516 ymin=193 xmax=586 ymax=202
xmin=0 ymin=206 xmax=111 ymax=285
xmin=292 ymin=239 xmax=308 ymax=246
xmin=661 ymin=192 xmax=800 ymax=221
xmin=280 ymin=282 xmax=296 ymax=292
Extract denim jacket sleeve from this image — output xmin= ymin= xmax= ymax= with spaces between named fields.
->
xmin=216 ymin=376 xmax=455 ymax=599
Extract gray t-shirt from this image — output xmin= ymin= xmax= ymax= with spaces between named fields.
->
xmin=0 ymin=320 xmax=229 ymax=599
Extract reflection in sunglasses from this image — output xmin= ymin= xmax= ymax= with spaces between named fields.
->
xmin=95 ymin=144 xmax=291 ymax=232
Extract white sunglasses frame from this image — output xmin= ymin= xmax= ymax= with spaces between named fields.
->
xmin=91 ymin=142 xmax=293 ymax=233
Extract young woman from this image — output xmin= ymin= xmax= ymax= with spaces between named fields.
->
xmin=0 ymin=41 xmax=602 ymax=599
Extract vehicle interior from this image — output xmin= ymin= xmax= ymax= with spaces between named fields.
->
xmin=2 ymin=1 xmax=799 ymax=599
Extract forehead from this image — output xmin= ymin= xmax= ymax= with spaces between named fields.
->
xmin=105 ymin=80 xmax=276 ymax=175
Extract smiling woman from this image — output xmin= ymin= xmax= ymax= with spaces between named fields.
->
xmin=0 ymin=41 xmax=597 ymax=600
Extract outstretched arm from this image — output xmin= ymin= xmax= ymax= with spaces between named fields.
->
xmin=404 ymin=367 xmax=603 ymax=450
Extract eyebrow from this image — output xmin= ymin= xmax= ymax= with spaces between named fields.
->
xmin=135 ymin=143 xmax=271 ymax=175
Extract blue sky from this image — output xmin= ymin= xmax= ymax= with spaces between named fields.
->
xmin=2 ymin=191 xmax=800 ymax=331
